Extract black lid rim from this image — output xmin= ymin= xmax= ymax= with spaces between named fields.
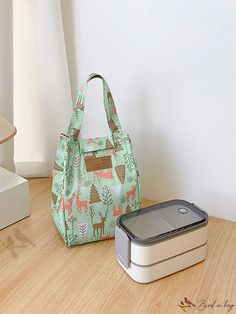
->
xmin=116 ymin=199 xmax=208 ymax=245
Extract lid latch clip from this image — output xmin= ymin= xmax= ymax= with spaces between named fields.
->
xmin=115 ymin=226 xmax=131 ymax=268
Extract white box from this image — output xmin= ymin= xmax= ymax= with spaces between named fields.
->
xmin=115 ymin=200 xmax=208 ymax=283
xmin=0 ymin=167 xmax=30 ymax=229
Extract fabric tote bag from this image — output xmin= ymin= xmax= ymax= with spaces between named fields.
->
xmin=51 ymin=73 xmax=141 ymax=246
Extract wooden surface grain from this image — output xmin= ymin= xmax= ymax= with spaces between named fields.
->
xmin=0 ymin=178 xmax=235 ymax=314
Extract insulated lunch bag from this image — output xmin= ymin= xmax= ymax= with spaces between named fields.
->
xmin=51 ymin=73 xmax=142 ymax=246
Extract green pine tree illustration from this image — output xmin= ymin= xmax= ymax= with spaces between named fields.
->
xmin=101 ymin=186 xmax=113 ymax=217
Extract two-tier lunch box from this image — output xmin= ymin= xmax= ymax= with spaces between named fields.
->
xmin=115 ymin=199 xmax=208 ymax=283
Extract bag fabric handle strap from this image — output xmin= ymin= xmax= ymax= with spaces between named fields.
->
xmin=67 ymin=73 xmax=123 ymax=140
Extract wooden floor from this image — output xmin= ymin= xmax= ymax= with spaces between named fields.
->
xmin=0 ymin=179 xmax=235 ymax=314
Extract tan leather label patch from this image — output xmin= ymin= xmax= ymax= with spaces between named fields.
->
xmin=85 ymin=155 xmax=112 ymax=172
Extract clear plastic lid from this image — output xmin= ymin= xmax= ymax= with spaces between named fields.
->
xmin=117 ymin=199 xmax=208 ymax=244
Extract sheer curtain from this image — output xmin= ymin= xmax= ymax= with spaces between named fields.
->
xmin=0 ymin=0 xmax=14 ymax=172
xmin=0 ymin=0 xmax=76 ymax=177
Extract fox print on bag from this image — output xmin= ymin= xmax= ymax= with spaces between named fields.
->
xmin=51 ymin=73 xmax=141 ymax=246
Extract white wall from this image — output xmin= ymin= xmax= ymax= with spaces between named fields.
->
xmin=63 ymin=0 xmax=236 ymax=221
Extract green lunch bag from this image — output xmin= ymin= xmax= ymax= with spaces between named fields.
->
xmin=51 ymin=73 xmax=142 ymax=246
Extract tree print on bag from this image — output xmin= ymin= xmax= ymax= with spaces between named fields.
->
xmin=65 ymin=188 xmax=72 ymax=197
xmin=73 ymin=128 xmax=80 ymax=141
xmin=84 ymin=179 xmax=92 ymax=187
xmin=66 ymin=144 xmax=73 ymax=153
xmin=65 ymin=164 xmax=73 ymax=185
xmin=126 ymin=205 xmax=132 ymax=213
xmin=107 ymin=91 xmax=113 ymax=105
xmin=107 ymin=91 xmax=117 ymax=114
xmin=88 ymin=205 xmax=95 ymax=224
xmin=51 ymin=192 xmax=59 ymax=213
xmin=54 ymin=182 xmax=63 ymax=195
xmin=131 ymin=199 xmax=140 ymax=211
xmin=51 ymin=192 xmax=58 ymax=206
xmin=68 ymin=234 xmax=80 ymax=245
xmin=72 ymin=156 xmax=80 ymax=169
xmin=67 ymin=215 xmax=78 ymax=245
xmin=108 ymin=117 xmax=119 ymax=133
xmin=115 ymin=165 xmax=125 ymax=184
xmin=78 ymin=223 xmax=88 ymax=238
xmin=106 ymin=139 xmax=116 ymax=156
xmin=106 ymin=138 xmax=114 ymax=150
xmin=54 ymin=161 xmax=63 ymax=172
xmin=101 ymin=186 xmax=113 ymax=216
xmin=64 ymin=220 xmax=70 ymax=232
xmin=113 ymin=137 xmax=123 ymax=153
xmin=89 ymin=184 xmax=101 ymax=204
xmin=124 ymin=153 xmax=135 ymax=172
xmin=128 ymin=176 xmax=137 ymax=183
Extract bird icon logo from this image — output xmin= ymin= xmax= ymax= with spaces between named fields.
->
xmin=1 ymin=229 xmax=36 ymax=259
xmin=13 ymin=229 xmax=36 ymax=248
xmin=178 ymin=297 xmax=195 ymax=312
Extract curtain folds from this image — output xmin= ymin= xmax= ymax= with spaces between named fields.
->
xmin=0 ymin=0 xmax=14 ymax=172
xmin=14 ymin=0 xmax=74 ymax=177
xmin=0 ymin=0 xmax=75 ymax=177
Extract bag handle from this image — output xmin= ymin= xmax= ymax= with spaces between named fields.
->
xmin=67 ymin=73 xmax=123 ymax=140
